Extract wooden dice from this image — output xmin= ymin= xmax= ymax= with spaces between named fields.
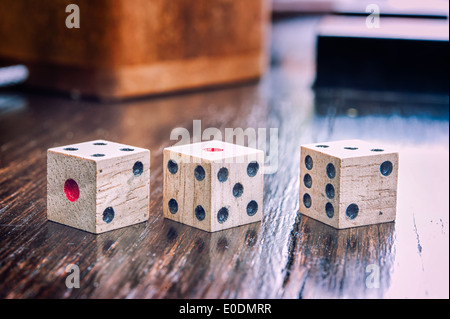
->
xmin=163 ymin=141 xmax=264 ymax=232
xmin=299 ymin=140 xmax=399 ymax=229
xmin=47 ymin=140 xmax=150 ymax=234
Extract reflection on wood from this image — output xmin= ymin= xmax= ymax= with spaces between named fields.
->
xmin=282 ymin=213 xmax=395 ymax=298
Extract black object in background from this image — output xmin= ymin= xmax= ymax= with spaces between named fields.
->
xmin=314 ymin=16 xmax=449 ymax=95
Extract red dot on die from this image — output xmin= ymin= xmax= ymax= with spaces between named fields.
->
xmin=64 ymin=179 xmax=80 ymax=202
xmin=203 ymin=148 xmax=224 ymax=152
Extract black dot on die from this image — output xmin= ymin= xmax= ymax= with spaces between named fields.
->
xmin=247 ymin=200 xmax=258 ymax=216
xmin=303 ymin=193 xmax=312 ymax=208
xmin=305 ymin=155 xmax=313 ymax=170
xmin=217 ymin=207 xmax=229 ymax=224
xmin=132 ymin=161 xmax=143 ymax=176
xmin=103 ymin=207 xmax=115 ymax=223
xmin=195 ymin=205 xmax=206 ymax=221
xmin=380 ymin=161 xmax=393 ymax=176
xmin=346 ymin=204 xmax=359 ymax=220
xmin=168 ymin=199 xmax=178 ymax=214
xmin=233 ymin=183 xmax=244 ymax=198
xmin=195 ymin=165 xmax=206 ymax=181
xmin=167 ymin=160 xmax=178 ymax=174
xmin=325 ymin=184 xmax=335 ymax=199
xmin=64 ymin=147 xmax=78 ymax=151
xmin=304 ymin=174 xmax=312 ymax=188
xmin=247 ymin=161 xmax=260 ymax=177
xmin=326 ymin=163 xmax=336 ymax=179
xmin=217 ymin=167 xmax=229 ymax=182
xmin=325 ymin=202 xmax=334 ymax=218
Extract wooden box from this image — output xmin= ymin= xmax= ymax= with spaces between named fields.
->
xmin=0 ymin=0 xmax=269 ymax=100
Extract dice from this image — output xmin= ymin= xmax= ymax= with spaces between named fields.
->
xmin=47 ymin=140 xmax=150 ymax=234
xmin=163 ymin=141 xmax=264 ymax=232
xmin=299 ymin=140 xmax=398 ymax=229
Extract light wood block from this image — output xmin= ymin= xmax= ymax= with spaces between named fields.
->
xmin=163 ymin=141 xmax=264 ymax=232
xmin=299 ymin=140 xmax=399 ymax=229
xmin=47 ymin=140 xmax=150 ymax=234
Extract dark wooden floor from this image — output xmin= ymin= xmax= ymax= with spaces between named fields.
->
xmin=0 ymin=17 xmax=448 ymax=299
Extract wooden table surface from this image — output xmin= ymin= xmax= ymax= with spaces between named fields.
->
xmin=0 ymin=16 xmax=448 ymax=299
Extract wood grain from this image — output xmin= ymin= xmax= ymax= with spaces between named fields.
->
xmin=0 ymin=17 xmax=448 ymax=299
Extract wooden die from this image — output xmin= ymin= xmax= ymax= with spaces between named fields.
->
xmin=299 ymin=140 xmax=399 ymax=229
xmin=163 ymin=141 xmax=264 ymax=232
xmin=47 ymin=140 xmax=150 ymax=234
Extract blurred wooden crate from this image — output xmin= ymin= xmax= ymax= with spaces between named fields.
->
xmin=0 ymin=0 xmax=270 ymax=100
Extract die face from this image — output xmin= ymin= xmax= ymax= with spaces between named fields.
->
xmin=48 ymin=140 xmax=149 ymax=161
xmin=47 ymin=152 xmax=97 ymax=233
xmin=47 ymin=140 xmax=150 ymax=234
xmin=163 ymin=150 xmax=212 ymax=232
xmin=163 ymin=141 xmax=264 ymax=232
xmin=210 ymin=156 xmax=264 ymax=231
xmin=301 ymin=140 xmax=398 ymax=160
xmin=299 ymin=140 xmax=399 ymax=229
xmin=338 ymin=152 xmax=398 ymax=228
xmin=164 ymin=140 xmax=262 ymax=163
xmin=95 ymin=149 xmax=150 ymax=233
xmin=299 ymin=147 xmax=341 ymax=229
